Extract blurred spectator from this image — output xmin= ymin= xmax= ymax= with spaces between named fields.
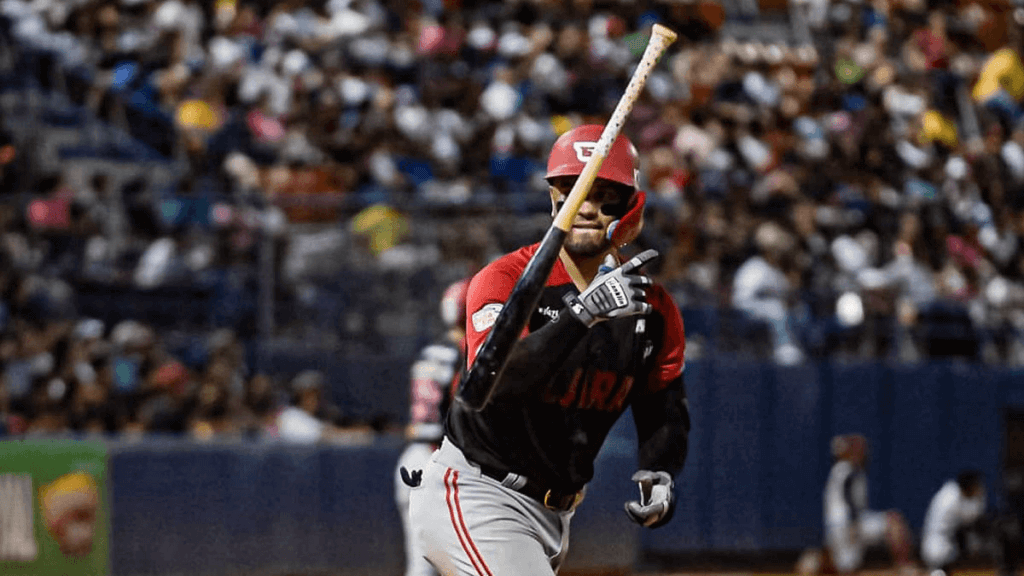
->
xmin=271 ymin=369 xmax=366 ymax=444
xmin=733 ymin=221 xmax=806 ymax=364
xmin=973 ymin=47 xmax=1024 ymax=130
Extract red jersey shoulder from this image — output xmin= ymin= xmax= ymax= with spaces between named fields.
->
xmin=646 ymin=282 xmax=686 ymax=386
xmin=466 ymin=247 xmax=532 ymax=315
xmin=466 ymin=244 xmax=572 ymax=307
xmin=473 ymin=246 xmax=534 ymax=287
xmin=648 ymin=283 xmax=685 ymax=337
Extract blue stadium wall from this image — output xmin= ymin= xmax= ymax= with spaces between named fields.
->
xmin=104 ymin=355 xmax=1023 ymax=576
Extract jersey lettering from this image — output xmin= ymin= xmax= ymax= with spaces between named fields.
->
xmin=541 ymin=368 xmax=582 ymax=408
xmin=544 ymin=368 xmax=633 ymax=412
xmin=580 ymin=370 xmax=616 ymax=409
xmin=608 ymin=375 xmax=634 ymax=412
xmin=537 ymin=306 xmax=560 ymax=321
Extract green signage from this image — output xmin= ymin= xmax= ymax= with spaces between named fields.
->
xmin=0 ymin=440 xmax=109 ymax=576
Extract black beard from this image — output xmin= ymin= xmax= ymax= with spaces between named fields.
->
xmin=564 ymin=233 xmax=611 ymax=259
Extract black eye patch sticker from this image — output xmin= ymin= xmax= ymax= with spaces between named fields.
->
xmin=600 ymin=199 xmax=630 ymax=218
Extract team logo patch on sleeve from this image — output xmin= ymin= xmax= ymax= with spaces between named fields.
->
xmin=471 ymin=303 xmax=503 ymax=332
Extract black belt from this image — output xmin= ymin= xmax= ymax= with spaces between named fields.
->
xmin=478 ymin=464 xmax=584 ymax=512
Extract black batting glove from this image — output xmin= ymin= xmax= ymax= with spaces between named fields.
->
xmin=624 ymin=470 xmax=675 ymax=528
xmin=562 ymin=249 xmax=658 ymax=328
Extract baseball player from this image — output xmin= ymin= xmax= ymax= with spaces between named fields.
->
xmin=994 ymin=467 xmax=1024 ymax=576
xmin=395 ymin=279 xmax=470 ymax=576
xmin=824 ymin=434 xmax=919 ymax=575
xmin=920 ymin=471 xmax=987 ymax=576
xmin=407 ymin=125 xmax=690 ymax=575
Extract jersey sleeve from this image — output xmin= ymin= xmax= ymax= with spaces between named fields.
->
xmin=464 ymin=259 xmax=520 ymax=368
xmin=645 ymin=284 xmax=686 ymax=393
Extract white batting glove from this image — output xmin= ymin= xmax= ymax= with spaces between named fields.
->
xmin=624 ymin=470 xmax=675 ymax=528
xmin=562 ymin=249 xmax=658 ymax=328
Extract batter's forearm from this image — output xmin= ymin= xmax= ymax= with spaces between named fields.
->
xmin=639 ymin=421 xmax=688 ymax=476
xmin=488 ymin=313 xmax=588 ymax=400
xmin=634 ymin=383 xmax=690 ymax=476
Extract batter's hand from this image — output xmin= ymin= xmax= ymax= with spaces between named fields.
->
xmin=624 ymin=470 xmax=675 ymax=528
xmin=563 ymin=249 xmax=658 ymax=328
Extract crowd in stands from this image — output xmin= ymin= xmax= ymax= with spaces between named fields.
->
xmin=0 ymin=307 xmax=387 ymax=439
xmin=2 ymin=0 xmax=1024 ymax=435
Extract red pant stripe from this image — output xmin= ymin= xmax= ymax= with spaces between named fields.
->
xmin=451 ymin=470 xmax=494 ymax=576
xmin=445 ymin=468 xmax=486 ymax=576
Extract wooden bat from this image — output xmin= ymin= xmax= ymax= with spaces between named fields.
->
xmin=459 ymin=24 xmax=678 ymax=411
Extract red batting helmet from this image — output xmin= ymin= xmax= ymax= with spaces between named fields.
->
xmin=545 ymin=124 xmax=647 ymax=246
xmin=439 ymin=279 xmax=470 ymax=328
xmin=546 ymin=124 xmax=639 ymax=189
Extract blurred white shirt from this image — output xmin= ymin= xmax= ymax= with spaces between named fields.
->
xmin=276 ymin=406 xmax=325 ymax=444
xmin=733 ymin=255 xmax=789 ymax=315
xmin=923 ymin=480 xmax=986 ymax=541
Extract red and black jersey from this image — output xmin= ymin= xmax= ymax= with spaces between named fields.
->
xmin=407 ymin=334 xmax=464 ymax=444
xmin=446 ymin=243 xmax=686 ymax=492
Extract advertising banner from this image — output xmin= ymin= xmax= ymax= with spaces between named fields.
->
xmin=0 ymin=441 xmax=109 ymax=576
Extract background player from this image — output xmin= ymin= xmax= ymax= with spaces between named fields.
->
xmin=394 ymin=279 xmax=470 ymax=576
xmin=408 ymin=124 xmax=691 ymax=575
xmin=994 ymin=466 xmax=1024 ymax=576
xmin=921 ymin=470 xmax=988 ymax=576
xmin=824 ymin=434 xmax=919 ymax=576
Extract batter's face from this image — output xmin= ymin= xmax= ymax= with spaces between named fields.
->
xmin=549 ymin=177 xmax=632 ymax=259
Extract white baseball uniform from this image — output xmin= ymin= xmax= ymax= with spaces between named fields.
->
xmin=921 ymin=480 xmax=986 ymax=569
xmin=824 ymin=459 xmax=889 ymax=573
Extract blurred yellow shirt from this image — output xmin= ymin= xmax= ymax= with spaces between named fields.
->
xmin=919 ymin=110 xmax=958 ymax=148
xmin=351 ymin=204 xmax=409 ymax=255
xmin=973 ymin=48 xmax=1024 ymax=102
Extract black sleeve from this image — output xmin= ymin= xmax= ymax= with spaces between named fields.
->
xmin=486 ymin=312 xmax=589 ymax=402
xmin=631 ymin=375 xmax=690 ymax=477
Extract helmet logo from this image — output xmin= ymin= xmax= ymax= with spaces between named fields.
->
xmin=572 ymin=141 xmax=598 ymax=163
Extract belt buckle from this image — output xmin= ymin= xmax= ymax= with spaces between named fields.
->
xmin=543 ymin=488 xmax=584 ymax=512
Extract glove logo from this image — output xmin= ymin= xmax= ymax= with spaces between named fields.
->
xmin=572 ymin=141 xmax=598 ymax=163
xmin=606 ymin=278 xmax=628 ymax=308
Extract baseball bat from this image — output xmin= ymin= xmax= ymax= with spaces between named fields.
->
xmin=459 ymin=24 xmax=678 ymax=411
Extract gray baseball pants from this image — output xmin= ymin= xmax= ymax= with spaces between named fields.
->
xmin=408 ymin=438 xmax=576 ymax=575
